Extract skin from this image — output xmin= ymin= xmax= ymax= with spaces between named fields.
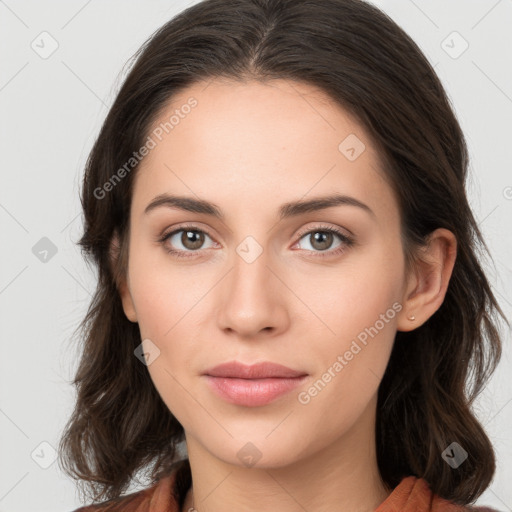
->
xmin=114 ymin=78 xmax=457 ymax=512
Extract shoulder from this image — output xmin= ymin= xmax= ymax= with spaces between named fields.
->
xmin=377 ymin=475 xmax=503 ymax=512
xmin=68 ymin=467 xmax=184 ymax=512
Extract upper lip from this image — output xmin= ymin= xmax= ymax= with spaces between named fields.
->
xmin=203 ymin=361 xmax=307 ymax=379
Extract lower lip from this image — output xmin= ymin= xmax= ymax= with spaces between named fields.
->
xmin=203 ymin=375 xmax=308 ymax=407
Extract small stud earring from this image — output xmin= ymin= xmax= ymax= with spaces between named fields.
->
xmin=408 ymin=315 xmax=415 ymax=321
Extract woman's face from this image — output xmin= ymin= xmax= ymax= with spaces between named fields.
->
xmin=119 ymin=78 xmax=412 ymax=467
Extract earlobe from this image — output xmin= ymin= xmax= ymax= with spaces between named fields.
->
xmin=397 ymin=228 xmax=457 ymax=332
xmin=396 ymin=266 xmax=420 ymax=332
xmin=110 ymin=232 xmax=138 ymax=323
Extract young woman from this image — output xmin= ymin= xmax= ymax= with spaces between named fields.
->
xmin=59 ymin=0 xmax=507 ymax=511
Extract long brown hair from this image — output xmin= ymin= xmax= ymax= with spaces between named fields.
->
xmin=58 ymin=0 xmax=508 ymax=506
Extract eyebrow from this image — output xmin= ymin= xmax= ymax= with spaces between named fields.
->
xmin=143 ymin=193 xmax=376 ymax=220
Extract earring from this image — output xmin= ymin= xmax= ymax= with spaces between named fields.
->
xmin=408 ymin=315 xmax=415 ymax=321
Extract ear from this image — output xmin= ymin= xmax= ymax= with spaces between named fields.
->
xmin=110 ymin=231 xmax=138 ymax=323
xmin=396 ymin=228 xmax=457 ymax=332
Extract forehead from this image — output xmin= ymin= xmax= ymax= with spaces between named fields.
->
xmin=131 ymin=78 xmax=398 ymax=226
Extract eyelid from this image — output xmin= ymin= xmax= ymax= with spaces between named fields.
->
xmin=294 ymin=222 xmax=352 ymax=240
xmin=157 ymin=222 xmax=355 ymax=258
xmin=158 ymin=223 xmax=218 ymax=249
xmin=159 ymin=222 xmax=351 ymax=242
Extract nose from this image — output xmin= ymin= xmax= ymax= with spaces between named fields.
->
xmin=216 ymin=243 xmax=289 ymax=339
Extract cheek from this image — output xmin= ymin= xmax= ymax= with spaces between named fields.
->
xmin=292 ymin=243 xmax=403 ymax=403
xmin=294 ymin=275 xmax=399 ymax=437
xmin=143 ymin=356 xmax=197 ymax=435
xmin=128 ymin=253 xmax=198 ymax=425
xmin=296 ymin=246 xmax=403 ymax=340
xmin=128 ymin=244 xmax=206 ymax=339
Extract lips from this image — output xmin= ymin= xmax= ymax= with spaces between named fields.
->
xmin=203 ymin=361 xmax=307 ymax=379
xmin=202 ymin=361 xmax=308 ymax=407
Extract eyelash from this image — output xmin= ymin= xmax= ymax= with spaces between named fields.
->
xmin=157 ymin=223 xmax=355 ymax=260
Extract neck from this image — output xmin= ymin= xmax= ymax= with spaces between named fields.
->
xmin=181 ymin=395 xmax=392 ymax=512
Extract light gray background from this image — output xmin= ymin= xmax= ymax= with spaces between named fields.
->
xmin=1 ymin=1 xmax=511 ymax=511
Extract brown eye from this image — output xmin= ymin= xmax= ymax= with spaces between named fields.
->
xmin=180 ymin=230 xmax=205 ymax=250
xmin=297 ymin=229 xmax=342 ymax=252
xmin=159 ymin=226 xmax=216 ymax=257
xmin=294 ymin=225 xmax=355 ymax=259
xmin=308 ymin=231 xmax=334 ymax=251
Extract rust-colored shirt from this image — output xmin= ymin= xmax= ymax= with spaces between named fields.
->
xmin=71 ymin=460 xmax=500 ymax=512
